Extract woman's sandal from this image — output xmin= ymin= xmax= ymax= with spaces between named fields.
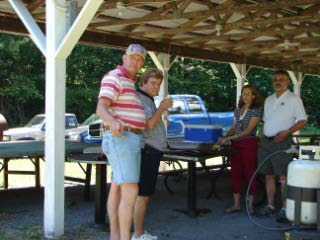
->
xmin=224 ymin=207 xmax=241 ymax=214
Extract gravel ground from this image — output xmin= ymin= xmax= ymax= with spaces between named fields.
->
xmin=0 ymin=172 xmax=288 ymax=240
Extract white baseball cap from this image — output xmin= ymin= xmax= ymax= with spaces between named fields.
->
xmin=125 ymin=44 xmax=147 ymax=59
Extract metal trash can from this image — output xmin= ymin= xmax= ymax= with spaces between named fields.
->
xmin=0 ymin=113 xmax=8 ymax=141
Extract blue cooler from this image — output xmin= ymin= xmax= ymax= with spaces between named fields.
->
xmin=184 ymin=124 xmax=223 ymax=142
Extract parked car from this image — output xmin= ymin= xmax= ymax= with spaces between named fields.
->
xmin=0 ymin=113 xmax=8 ymax=141
xmin=84 ymin=94 xmax=234 ymax=143
xmin=65 ymin=114 xmax=100 ymax=142
xmin=3 ymin=113 xmax=79 ymax=141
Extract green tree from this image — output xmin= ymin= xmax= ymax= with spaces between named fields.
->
xmin=169 ymin=57 xmax=236 ymax=112
xmin=301 ymin=75 xmax=320 ymax=126
xmin=66 ymin=44 xmax=123 ymax=122
xmin=0 ymin=34 xmax=44 ymax=126
xmin=246 ymin=67 xmax=274 ymax=101
xmin=1 ymin=32 xmax=320 ymax=128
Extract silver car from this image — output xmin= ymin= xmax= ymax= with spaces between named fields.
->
xmin=3 ymin=113 xmax=79 ymax=141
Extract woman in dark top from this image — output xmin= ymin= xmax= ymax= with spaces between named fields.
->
xmin=219 ymin=85 xmax=262 ymax=214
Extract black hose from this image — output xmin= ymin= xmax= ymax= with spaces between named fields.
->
xmin=245 ymin=149 xmax=316 ymax=231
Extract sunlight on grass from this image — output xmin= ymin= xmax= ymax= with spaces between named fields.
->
xmin=300 ymin=126 xmax=320 ymax=135
xmin=0 ymin=159 xmax=112 ymax=189
xmin=0 ymin=156 xmax=224 ymax=189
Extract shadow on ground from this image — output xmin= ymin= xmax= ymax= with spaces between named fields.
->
xmin=0 ymin=172 xmax=288 ymax=240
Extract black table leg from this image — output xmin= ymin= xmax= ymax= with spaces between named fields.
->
xmin=84 ymin=164 xmax=92 ymax=202
xmin=174 ymin=161 xmax=211 ymax=217
xmin=94 ymin=164 xmax=109 ymax=230
xmin=188 ymin=161 xmax=197 ymax=216
xmin=206 ymin=156 xmax=229 ymax=200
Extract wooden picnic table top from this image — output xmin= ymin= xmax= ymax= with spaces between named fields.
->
xmin=0 ymin=140 xmax=100 ymax=159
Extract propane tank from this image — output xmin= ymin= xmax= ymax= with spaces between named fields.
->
xmin=286 ymin=159 xmax=320 ymax=224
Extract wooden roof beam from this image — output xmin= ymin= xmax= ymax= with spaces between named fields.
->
xmin=129 ymin=15 xmax=318 ymax=41
xmin=78 ymin=30 xmax=320 ymax=75
xmin=89 ymin=0 xmax=319 ymax=28
xmin=178 ymin=0 xmax=193 ymax=13
xmin=169 ymin=24 xmax=320 ymax=46
xmin=100 ymin=0 xmax=178 ymax=9
xmin=297 ymin=2 xmax=320 ymax=15
xmin=27 ymin=0 xmax=44 ymax=13
xmin=0 ymin=15 xmax=318 ymax=75
xmin=121 ymin=0 xmax=180 ymax=32
xmin=206 ymin=36 xmax=320 ymax=50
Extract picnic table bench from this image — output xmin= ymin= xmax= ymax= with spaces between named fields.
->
xmin=0 ymin=140 xmax=100 ymax=197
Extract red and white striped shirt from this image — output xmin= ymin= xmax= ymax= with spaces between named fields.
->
xmin=98 ymin=66 xmax=146 ymax=130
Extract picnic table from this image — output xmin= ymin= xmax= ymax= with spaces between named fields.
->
xmin=0 ymin=140 xmax=100 ymax=192
xmin=161 ymin=146 xmax=232 ymax=217
xmin=66 ymin=144 xmax=232 ymax=222
xmin=1 ymin=140 xmax=232 ymax=225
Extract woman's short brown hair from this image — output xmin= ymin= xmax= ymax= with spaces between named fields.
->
xmin=238 ymin=84 xmax=262 ymax=109
xmin=140 ymin=68 xmax=163 ymax=86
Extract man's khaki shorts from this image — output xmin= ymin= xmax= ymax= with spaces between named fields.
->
xmin=258 ymin=137 xmax=292 ymax=176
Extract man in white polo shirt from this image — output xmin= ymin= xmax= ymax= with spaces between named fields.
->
xmin=257 ymin=70 xmax=307 ymax=222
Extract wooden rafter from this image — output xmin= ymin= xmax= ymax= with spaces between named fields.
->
xmin=121 ymin=0 xmax=180 ymax=32
xmin=90 ymin=0 xmax=319 ymax=28
xmin=0 ymin=0 xmax=318 ymax=75
xmin=27 ymin=0 xmax=44 ymax=13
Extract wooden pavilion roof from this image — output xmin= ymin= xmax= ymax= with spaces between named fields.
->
xmin=0 ymin=0 xmax=319 ymax=75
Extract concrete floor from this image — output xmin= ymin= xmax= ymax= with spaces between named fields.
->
xmin=0 ymin=172 xmax=290 ymax=240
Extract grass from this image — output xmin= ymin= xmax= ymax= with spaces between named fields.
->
xmin=0 ymin=224 xmax=39 ymax=240
xmin=0 ymin=160 xmax=109 ymax=189
xmin=0 ymin=225 xmax=43 ymax=240
xmin=0 ymin=155 xmax=223 ymax=189
xmin=21 ymin=225 xmax=43 ymax=240
xmin=293 ymin=126 xmax=320 ymax=144
xmin=300 ymin=126 xmax=320 ymax=135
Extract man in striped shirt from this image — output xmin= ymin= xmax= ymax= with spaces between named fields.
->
xmin=96 ymin=44 xmax=147 ymax=240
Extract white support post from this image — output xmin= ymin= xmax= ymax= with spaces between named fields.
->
xmin=44 ymin=0 xmax=68 ymax=238
xmin=44 ymin=0 xmax=102 ymax=238
xmin=10 ymin=0 xmax=102 ymax=238
xmin=148 ymin=51 xmax=176 ymax=172
xmin=148 ymin=52 xmax=176 ymax=100
xmin=230 ymin=63 xmax=247 ymax=105
xmin=8 ymin=0 xmax=46 ymax=55
xmin=288 ymin=71 xmax=304 ymax=97
xmin=56 ymin=0 xmax=103 ymax=59
xmin=287 ymin=71 xmax=305 ymax=135
xmin=159 ymin=53 xmax=170 ymax=100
